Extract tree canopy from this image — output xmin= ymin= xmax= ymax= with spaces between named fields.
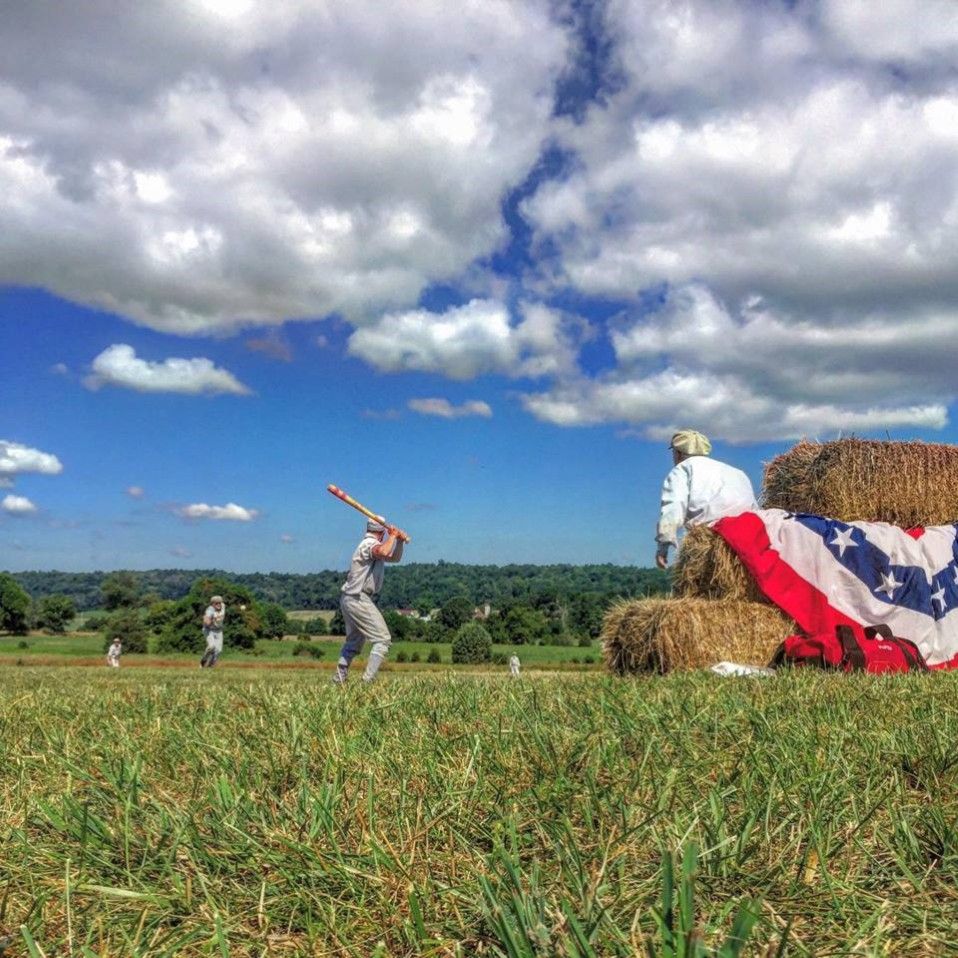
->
xmin=12 ymin=564 xmax=670 ymax=612
xmin=35 ymin=594 xmax=76 ymax=633
xmin=0 ymin=573 xmax=31 ymax=634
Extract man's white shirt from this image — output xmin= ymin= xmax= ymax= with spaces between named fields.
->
xmin=656 ymin=456 xmax=757 ymax=548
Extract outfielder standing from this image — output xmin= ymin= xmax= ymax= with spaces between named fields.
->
xmin=106 ymin=638 xmax=122 ymax=668
xmin=200 ymin=595 xmax=226 ymax=668
xmin=334 ymin=519 xmax=406 ymax=684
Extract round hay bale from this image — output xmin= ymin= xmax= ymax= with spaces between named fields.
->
xmin=672 ymin=525 xmax=766 ymax=602
xmin=601 ymin=597 xmax=795 ymax=675
xmin=763 ymin=439 xmax=958 ymax=526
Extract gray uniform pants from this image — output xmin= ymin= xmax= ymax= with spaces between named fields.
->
xmin=338 ymin=593 xmax=391 ymax=667
xmin=201 ymin=630 xmax=223 ymax=667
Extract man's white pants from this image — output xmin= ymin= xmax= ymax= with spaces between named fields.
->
xmin=202 ymin=630 xmax=223 ymax=667
xmin=339 ymin=593 xmax=391 ymax=679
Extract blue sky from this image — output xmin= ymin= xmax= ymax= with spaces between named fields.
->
xmin=2 ymin=1 xmax=958 ymax=572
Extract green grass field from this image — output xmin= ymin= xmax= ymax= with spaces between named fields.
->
xmin=0 ymin=632 xmax=599 ymax=669
xmin=1 ymin=668 xmax=957 ymax=955
xmin=286 ymin=610 xmax=336 ymax=624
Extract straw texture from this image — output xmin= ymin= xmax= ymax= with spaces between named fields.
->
xmin=672 ymin=525 xmax=765 ymax=602
xmin=763 ymin=439 xmax=958 ymax=526
xmin=602 ymin=597 xmax=795 ymax=675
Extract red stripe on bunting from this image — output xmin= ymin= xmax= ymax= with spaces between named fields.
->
xmin=713 ymin=512 xmax=866 ymax=637
xmin=713 ymin=512 xmax=958 ymax=671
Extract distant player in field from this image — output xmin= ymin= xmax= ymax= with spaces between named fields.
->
xmin=656 ymin=429 xmax=757 ymax=569
xmin=106 ymin=638 xmax=122 ymax=668
xmin=334 ymin=519 xmax=406 ymax=684
xmin=200 ymin=595 xmax=226 ymax=668
xmin=509 ymin=653 xmax=521 ymax=677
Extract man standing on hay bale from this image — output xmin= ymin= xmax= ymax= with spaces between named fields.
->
xmin=656 ymin=430 xmax=756 ymax=569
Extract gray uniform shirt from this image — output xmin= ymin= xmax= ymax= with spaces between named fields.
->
xmin=204 ymin=605 xmax=226 ymax=632
xmin=341 ymin=534 xmax=385 ymax=597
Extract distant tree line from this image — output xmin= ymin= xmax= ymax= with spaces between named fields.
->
xmin=0 ymin=572 xmax=77 ymax=635
xmin=9 ymin=563 xmax=669 ymax=612
xmin=4 ymin=570 xmax=295 ymax=654
xmin=1 ymin=566 xmax=671 ymax=655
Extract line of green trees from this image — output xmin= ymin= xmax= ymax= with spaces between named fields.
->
xmin=0 ymin=572 xmax=77 ymax=635
xmin=0 ymin=571 xmax=292 ymax=655
xmin=10 ymin=563 xmax=669 ymax=612
xmin=0 ymin=568 xmax=673 ymax=669
xmin=370 ymin=590 xmax=618 ymax=646
xmin=87 ymin=572 xmax=293 ymax=654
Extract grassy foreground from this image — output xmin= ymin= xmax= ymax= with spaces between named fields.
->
xmin=1 ymin=669 xmax=957 ymax=956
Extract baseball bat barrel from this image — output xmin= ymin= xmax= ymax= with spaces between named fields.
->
xmin=327 ymin=484 xmax=411 ymax=542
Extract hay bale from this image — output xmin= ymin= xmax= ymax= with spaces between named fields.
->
xmin=672 ymin=525 xmax=766 ymax=602
xmin=601 ymin=597 xmax=795 ymax=675
xmin=763 ymin=439 xmax=958 ymax=526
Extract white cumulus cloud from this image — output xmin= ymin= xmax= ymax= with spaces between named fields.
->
xmin=515 ymin=0 xmax=958 ymax=441
xmin=408 ymin=398 xmax=492 ymax=419
xmin=85 ymin=344 xmax=250 ymax=395
xmin=0 ymin=1 xmax=568 ymax=333
xmin=0 ymin=440 xmax=63 ymax=483
xmin=821 ymin=0 xmax=958 ymax=65
xmin=126 ymin=485 xmax=145 ymax=498
xmin=6 ymin=2 xmax=958 ymax=445
xmin=522 ymin=285 xmax=953 ymax=442
xmin=348 ymin=299 xmax=586 ymax=380
xmin=177 ymin=501 xmax=259 ymax=521
xmin=2 ymin=494 xmax=38 ymax=515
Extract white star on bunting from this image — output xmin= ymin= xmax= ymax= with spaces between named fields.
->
xmin=932 ymin=587 xmax=947 ymax=611
xmin=875 ymin=571 xmax=902 ymax=599
xmin=830 ymin=528 xmax=858 ymax=558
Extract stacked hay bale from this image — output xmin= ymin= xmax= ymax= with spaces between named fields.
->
xmin=602 ymin=598 xmax=793 ymax=675
xmin=671 ymin=525 xmax=762 ymax=602
xmin=763 ymin=438 xmax=958 ymax=526
xmin=603 ymin=438 xmax=958 ymax=674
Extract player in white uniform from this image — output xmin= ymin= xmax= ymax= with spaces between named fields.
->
xmin=656 ymin=430 xmax=757 ymax=569
xmin=106 ymin=638 xmax=122 ymax=668
xmin=333 ymin=519 xmax=406 ymax=684
xmin=200 ymin=595 xmax=226 ymax=668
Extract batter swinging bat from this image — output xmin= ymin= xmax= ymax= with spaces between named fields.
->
xmin=327 ymin=484 xmax=411 ymax=542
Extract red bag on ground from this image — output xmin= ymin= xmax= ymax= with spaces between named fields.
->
xmin=772 ymin=624 xmax=928 ymax=673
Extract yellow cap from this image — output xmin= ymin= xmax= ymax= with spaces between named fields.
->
xmin=670 ymin=430 xmax=711 ymax=456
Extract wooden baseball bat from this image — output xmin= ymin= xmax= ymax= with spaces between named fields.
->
xmin=327 ymin=484 xmax=411 ymax=542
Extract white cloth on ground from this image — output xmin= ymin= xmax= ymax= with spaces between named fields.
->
xmin=710 ymin=661 xmax=775 ymax=677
